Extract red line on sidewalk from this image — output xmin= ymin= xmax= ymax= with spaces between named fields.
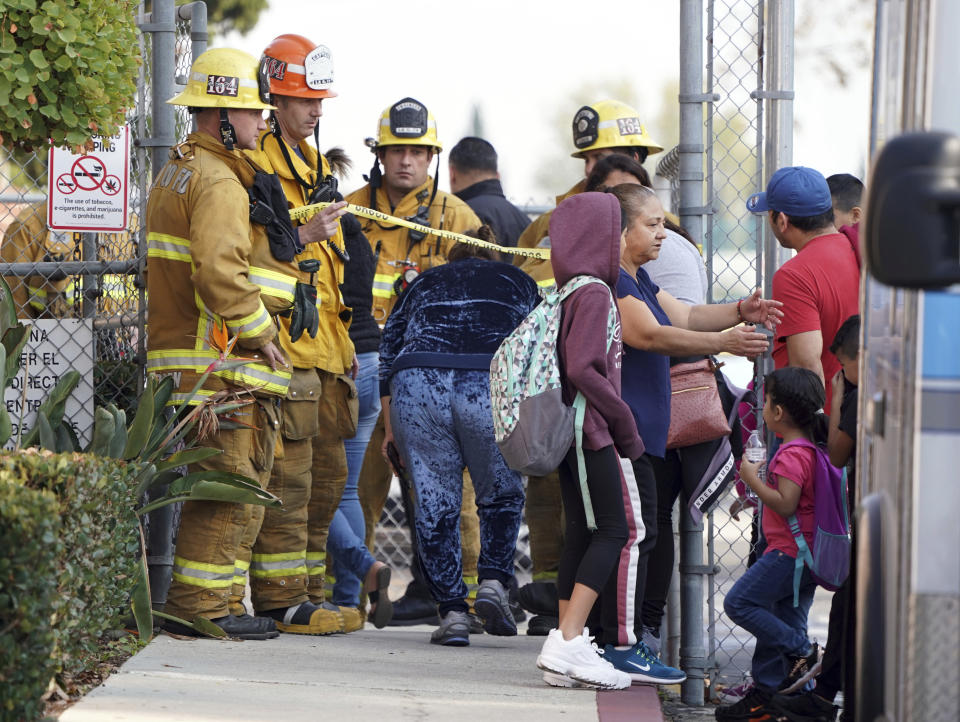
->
xmin=597 ymin=684 xmax=664 ymax=722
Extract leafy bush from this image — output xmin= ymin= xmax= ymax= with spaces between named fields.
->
xmin=2 ymin=450 xmax=141 ymax=676
xmin=0 ymin=478 xmax=61 ymax=722
xmin=0 ymin=0 xmax=140 ymax=150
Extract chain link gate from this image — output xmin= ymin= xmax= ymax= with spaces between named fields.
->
xmin=664 ymin=0 xmax=796 ymax=703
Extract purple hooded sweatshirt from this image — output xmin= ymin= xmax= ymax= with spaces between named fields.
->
xmin=550 ymin=192 xmax=645 ymax=461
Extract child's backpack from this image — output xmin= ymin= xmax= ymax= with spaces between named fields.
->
xmin=780 ymin=438 xmax=851 ymax=605
xmin=490 ymin=275 xmax=617 ymax=530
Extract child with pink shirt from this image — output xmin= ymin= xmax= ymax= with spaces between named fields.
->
xmin=715 ymin=367 xmax=825 ymax=720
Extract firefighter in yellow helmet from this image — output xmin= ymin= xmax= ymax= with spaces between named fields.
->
xmin=146 ymin=47 xmax=293 ymax=639
xmin=1 ymin=202 xmax=135 ymax=320
xmin=517 ymin=100 xmax=664 ymax=288
xmin=344 ymin=99 xmax=485 ymax=625
xmin=234 ymin=34 xmax=392 ymax=635
xmin=512 ymin=100 xmax=662 ymax=636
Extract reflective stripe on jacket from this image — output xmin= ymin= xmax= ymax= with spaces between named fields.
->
xmin=343 ymin=179 xmax=480 ymax=324
xmin=146 ymin=132 xmax=291 ymax=402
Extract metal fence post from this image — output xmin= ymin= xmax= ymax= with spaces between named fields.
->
xmin=178 ymin=3 xmax=208 ymax=60
xmin=678 ymin=0 xmax=710 ymax=705
xmin=760 ymin=0 xmax=795 ymax=282
xmin=139 ymin=0 xmax=178 ymax=610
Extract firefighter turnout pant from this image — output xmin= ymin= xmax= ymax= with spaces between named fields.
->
xmin=357 ymin=410 xmax=481 ymax=601
xmin=236 ymin=368 xmax=341 ymax=613
xmin=525 ymin=471 xmax=565 ymax=581
xmin=165 ymin=398 xmax=280 ymax=622
xmin=305 ymin=371 xmax=354 ymax=602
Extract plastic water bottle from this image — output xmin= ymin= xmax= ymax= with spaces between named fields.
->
xmin=744 ymin=429 xmax=767 ymax=488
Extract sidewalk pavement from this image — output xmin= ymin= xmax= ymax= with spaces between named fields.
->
xmin=59 ymin=625 xmax=665 ymax=722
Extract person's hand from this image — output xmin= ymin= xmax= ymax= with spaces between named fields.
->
xmin=255 ymin=341 xmax=288 ymax=372
xmin=729 ymin=496 xmax=747 ymax=521
xmin=722 ymin=325 xmax=770 ymax=359
xmin=831 ymin=369 xmax=845 ymax=416
xmin=740 ymin=288 xmax=784 ymax=330
xmin=739 ymin=455 xmax=764 ymax=488
xmin=351 ymin=354 xmax=359 ymax=380
xmin=381 ymin=431 xmax=403 ymax=471
xmin=299 ymin=200 xmax=347 ymax=244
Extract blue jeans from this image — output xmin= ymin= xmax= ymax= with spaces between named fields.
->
xmin=724 ymin=549 xmax=816 ymax=690
xmin=390 ymin=367 xmax=525 ymax=614
xmin=327 ymin=352 xmax=381 ymax=606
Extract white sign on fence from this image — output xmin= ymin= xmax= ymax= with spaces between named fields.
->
xmin=3 ymin=320 xmax=95 ymax=449
xmin=47 ymin=126 xmax=130 ymax=232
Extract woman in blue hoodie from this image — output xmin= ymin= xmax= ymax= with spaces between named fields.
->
xmin=534 ymin=192 xmax=644 ymax=691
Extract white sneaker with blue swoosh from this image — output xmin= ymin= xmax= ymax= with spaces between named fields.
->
xmin=602 ymin=641 xmax=687 ymax=684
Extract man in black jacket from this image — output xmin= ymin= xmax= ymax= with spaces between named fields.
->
xmin=448 ymin=137 xmax=530 ymax=248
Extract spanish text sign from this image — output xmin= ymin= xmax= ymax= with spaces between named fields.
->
xmin=48 ymin=126 xmax=130 ymax=232
xmin=3 ymin=320 xmax=95 ymax=449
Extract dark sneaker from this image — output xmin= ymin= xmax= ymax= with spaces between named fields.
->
xmin=603 ymin=641 xmax=686 ymax=684
xmin=468 ymin=612 xmax=484 ymax=634
xmin=387 ymin=582 xmax=439 ymax=626
xmin=717 ymin=681 xmax=757 ymax=703
xmin=768 ymin=691 xmax=839 ymax=722
xmin=518 ymin=581 xmax=559 ymax=616
xmin=527 ymin=614 xmax=559 ymax=636
xmin=779 ymin=643 xmax=820 ymax=692
xmin=430 ymin=610 xmax=471 ymax=646
xmin=163 ymin=613 xmax=279 ymax=640
xmin=715 ymin=686 xmax=773 ymax=720
xmin=474 ymin=579 xmax=518 ymax=636
xmin=641 ymin=624 xmax=662 ymax=656
xmin=507 ymin=576 xmax=527 ymax=623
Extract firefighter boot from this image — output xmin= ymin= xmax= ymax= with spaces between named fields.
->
xmin=264 ymin=600 xmax=346 ymax=635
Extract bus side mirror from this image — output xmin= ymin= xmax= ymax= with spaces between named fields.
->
xmin=865 ymin=131 xmax=960 ymax=288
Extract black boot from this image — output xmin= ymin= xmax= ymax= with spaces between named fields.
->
xmin=507 ymin=576 xmax=527 ymax=623
xmin=387 ymin=578 xmax=439 ymax=626
xmin=164 ymin=613 xmax=279 ymax=640
xmin=526 ymin=614 xmax=559 ymax=636
xmin=518 ymin=580 xmax=559 ymax=616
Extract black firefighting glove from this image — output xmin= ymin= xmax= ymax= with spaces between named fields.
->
xmin=289 ymin=281 xmax=319 ymax=343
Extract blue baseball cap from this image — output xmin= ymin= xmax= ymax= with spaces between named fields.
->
xmin=746 ymin=166 xmax=833 ymax=216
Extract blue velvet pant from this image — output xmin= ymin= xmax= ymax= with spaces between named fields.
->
xmin=390 ymin=367 xmax=525 ymax=615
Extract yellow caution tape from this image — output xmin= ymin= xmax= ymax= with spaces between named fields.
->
xmin=289 ymin=201 xmax=551 ymax=260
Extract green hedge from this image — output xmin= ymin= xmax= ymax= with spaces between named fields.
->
xmin=0 ymin=478 xmax=61 ymax=722
xmin=0 ymin=450 xmax=141 ymax=677
xmin=0 ymin=0 xmax=140 ymax=150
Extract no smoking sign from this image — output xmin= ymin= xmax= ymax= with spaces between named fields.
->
xmin=48 ymin=126 xmax=129 ymax=232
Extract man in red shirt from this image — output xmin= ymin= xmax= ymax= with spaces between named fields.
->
xmin=747 ymin=166 xmax=860 ymax=410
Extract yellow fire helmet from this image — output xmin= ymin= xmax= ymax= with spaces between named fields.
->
xmin=167 ymin=47 xmax=276 ymax=110
xmin=570 ymin=100 xmax=663 ymax=158
xmin=365 ymin=97 xmax=442 ymax=152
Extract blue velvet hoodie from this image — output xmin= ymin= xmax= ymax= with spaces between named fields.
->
xmin=379 ymin=257 xmax=540 ymax=396
xmin=550 ymin=192 xmax=645 ymax=460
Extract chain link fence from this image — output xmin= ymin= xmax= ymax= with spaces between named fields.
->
xmin=658 ymin=0 xmax=802 ymax=700
xmin=702 ymin=0 xmax=766 ymax=693
xmin=0 ymin=13 xmax=153 ymax=451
